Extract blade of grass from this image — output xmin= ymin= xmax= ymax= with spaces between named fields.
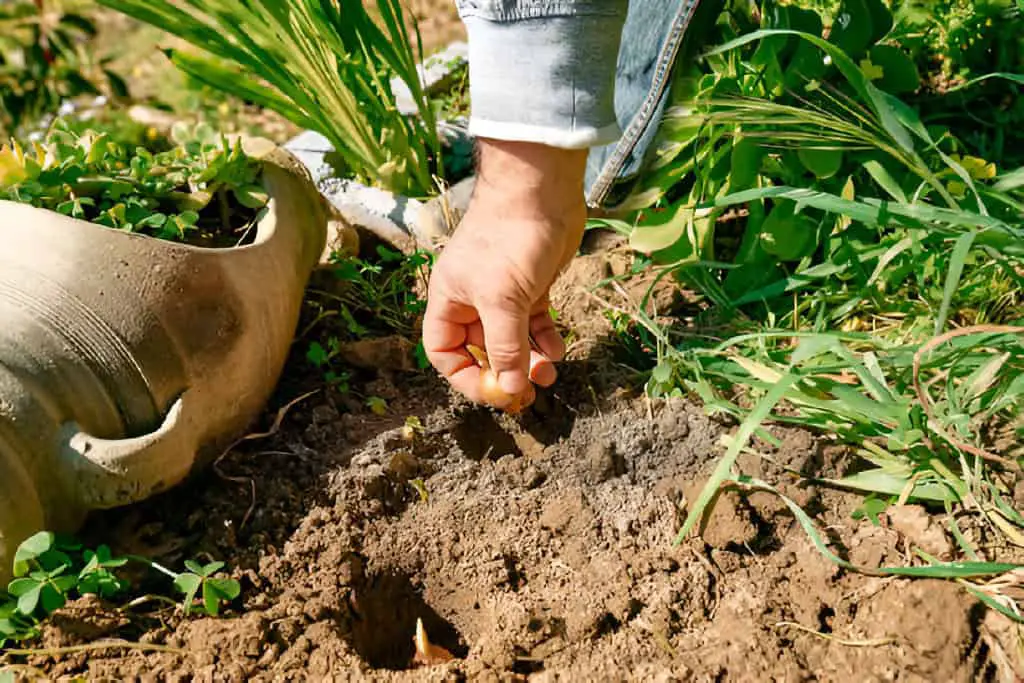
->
xmin=673 ymin=372 xmax=799 ymax=545
xmin=934 ymin=231 xmax=977 ymax=336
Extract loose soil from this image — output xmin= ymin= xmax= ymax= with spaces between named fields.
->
xmin=6 ymin=252 xmax=1023 ymax=681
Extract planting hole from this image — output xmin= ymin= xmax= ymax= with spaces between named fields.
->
xmin=350 ymin=570 xmax=467 ymax=670
xmin=453 ymin=408 xmax=522 ymax=461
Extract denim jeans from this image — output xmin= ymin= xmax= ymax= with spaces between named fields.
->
xmin=584 ymin=0 xmax=723 ymax=208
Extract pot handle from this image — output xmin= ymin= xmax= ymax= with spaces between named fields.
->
xmin=58 ymin=394 xmax=197 ymax=510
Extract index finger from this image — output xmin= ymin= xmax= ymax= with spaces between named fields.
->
xmin=422 ymin=294 xmax=478 ymax=379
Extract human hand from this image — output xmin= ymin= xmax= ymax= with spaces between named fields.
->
xmin=423 ymin=139 xmax=588 ymax=410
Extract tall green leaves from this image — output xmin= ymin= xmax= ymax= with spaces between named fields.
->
xmin=599 ymin=0 xmax=1024 ymax=607
xmin=98 ymin=0 xmax=442 ymax=196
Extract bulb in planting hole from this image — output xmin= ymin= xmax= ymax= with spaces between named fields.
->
xmin=466 ymin=344 xmax=522 ymax=413
xmin=413 ymin=617 xmax=454 ymax=666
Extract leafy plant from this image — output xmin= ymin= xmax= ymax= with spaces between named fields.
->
xmin=173 ymin=560 xmax=241 ymax=617
xmin=301 ymin=245 xmax=431 ymax=395
xmin=0 ymin=0 xmax=128 ymax=138
xmin=0 ymin=119 xmax=268 ymax=246
xmin=893 ymin=0 xmax=1024 ymax=166
xmin=0 ymin=531 xmax=241 ymax=647
xmin=97 ymin=0 xmax=443 ymax=196
xmin=590 ymin=0 xmax=1024 ymax=617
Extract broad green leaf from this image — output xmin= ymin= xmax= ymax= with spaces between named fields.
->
xmin=828 ymin=0 xmax=874 ymax=58
xmin=729 ymin=136 xmax=763 ymax=191
xmin=869 ymin=45 xmax=919 ymax=94
xmin=630 ymin=205 xmax=701 ymax=258
xmin=760 ymin=205 xmax=818 ymax=261
xmin=798 ymin=147 xmax=843 ymax=179
xmin=862 ymin=0 xmax=894 ymax=42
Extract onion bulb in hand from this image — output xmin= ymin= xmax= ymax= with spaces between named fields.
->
xmin=466 ymin=344 xmax=523 ymax=413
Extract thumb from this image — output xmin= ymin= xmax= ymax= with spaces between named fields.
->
xmin=478 ymin=300 xmax=531 ymax=396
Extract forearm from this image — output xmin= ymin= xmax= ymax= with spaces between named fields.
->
xmin=455 ymin=1 xmax=628 ymax=149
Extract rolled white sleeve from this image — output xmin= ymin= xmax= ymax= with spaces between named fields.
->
xmin=457 ymin=2 xmax=628 ymax=149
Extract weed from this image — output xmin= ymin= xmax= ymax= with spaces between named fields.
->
xmin=593 ymin=0 xmax=1024 ymax=617
xmin=0 ymin=531 xmax=241 ymax=648
xmin=302 ymin=246 xmax=432 ymax=391
xmin=172 ymin=560 xmax=241 ymax=618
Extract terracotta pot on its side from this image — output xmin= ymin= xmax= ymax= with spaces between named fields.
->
xmin=0 ymin=139 xmax=328 ymax=581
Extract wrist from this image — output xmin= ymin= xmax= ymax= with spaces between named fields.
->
xmin=472 ymin=138 xmax=587 ymax=221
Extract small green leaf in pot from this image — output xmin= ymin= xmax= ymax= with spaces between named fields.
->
xmin=869 ymin=44 xmax=919 ymax=94
xmin=233 ymin=185 xmax=269 ymax=209
xmin=798 ymin=147 xmax=844 ymax=179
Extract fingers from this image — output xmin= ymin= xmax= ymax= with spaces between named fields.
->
xmin=422 ymin=295 xmax=477 ymax=379
xmin=424 ymin=268 xmax=562 ymax=409
xmin=477 ymin=300 xmax=531 ymax=396
xmin=529 ymin=307 xmax=565 ymax=363
xmin=529 ymin=349 xmax=557 ymax=387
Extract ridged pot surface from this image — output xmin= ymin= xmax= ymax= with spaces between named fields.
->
xmin=0 ymin=140 xmax=327 ymax=580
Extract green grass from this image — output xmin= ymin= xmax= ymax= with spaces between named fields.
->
xmin=592 ymin=0 xmax=1024 ymax=620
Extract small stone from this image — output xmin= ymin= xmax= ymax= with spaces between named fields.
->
xmin=657 ymin=400 xmax=690 ymax=440
xmin=386 ymin=450 xmax=421 ymax=481
xmin=340 ymin=335 xmax=416 ymax=371
xmin=585 ymin=441 xmax=625 ymax=483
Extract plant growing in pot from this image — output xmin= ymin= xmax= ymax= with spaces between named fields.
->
xmin=0 ymin=121 xmax=334 ymax=580
xmin=97 ymin=0 xmax=476 ymax=250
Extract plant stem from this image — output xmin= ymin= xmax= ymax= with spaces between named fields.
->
xmin=125 ymin=555 xmax=179 ymax=580
xmin=4 ymin=640 xmax=186 ymax=657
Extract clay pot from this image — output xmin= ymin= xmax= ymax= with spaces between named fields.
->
xmin=0 ymin=139 xmax=328 ymax=581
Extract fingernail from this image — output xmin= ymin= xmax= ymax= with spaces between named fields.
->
xmin=498 ymin=372 xmax=522 ymax=395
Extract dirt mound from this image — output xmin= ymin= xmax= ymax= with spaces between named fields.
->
xmin=14 ymin=375 xmax=1012 ymax=681
xmin=4 ymin=254 xmax=1020 ymax=681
